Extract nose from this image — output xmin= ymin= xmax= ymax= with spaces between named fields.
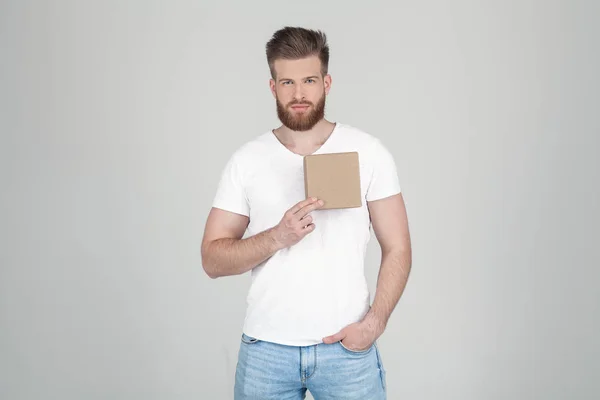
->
xmin=293 ymin=84 xmax=305 ymax=102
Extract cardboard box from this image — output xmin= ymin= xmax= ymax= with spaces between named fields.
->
xmin=303 ymin=152 xmax=362 ymax=209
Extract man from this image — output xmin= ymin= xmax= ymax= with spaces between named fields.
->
xmin=201 ymin=26 xmax=412 ymax=400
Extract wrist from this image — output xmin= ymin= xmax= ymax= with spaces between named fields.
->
xmin=266 ymin=226 xmax=284 ymax=251
xmin=361 ymin=309 xmax=386 ymax=337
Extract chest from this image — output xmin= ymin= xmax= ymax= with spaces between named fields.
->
xmin=244 ymin=159 xmax=372 ymax=236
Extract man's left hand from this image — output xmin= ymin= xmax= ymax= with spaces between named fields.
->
xmin=322 ymin=319 xmax=382 ymax=351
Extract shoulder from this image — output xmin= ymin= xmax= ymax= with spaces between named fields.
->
xmin=224 ymin=131 xmax=274 ymax=165
xmin=335 ymin=122 xmax=393 ymax=159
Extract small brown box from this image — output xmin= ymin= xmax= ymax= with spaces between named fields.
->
xmin=303 ymin=152 xmax=362 ymax=209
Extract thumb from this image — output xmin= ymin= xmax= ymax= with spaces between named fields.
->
xmin=322 ymin=329 xmax=346 ymax=344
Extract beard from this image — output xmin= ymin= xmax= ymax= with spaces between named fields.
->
xmin=276 ymin=92 xmax=326 ymax=132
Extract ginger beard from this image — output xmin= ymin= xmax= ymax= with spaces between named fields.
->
xmin=276 ymin=91 xmax=326 ymax=132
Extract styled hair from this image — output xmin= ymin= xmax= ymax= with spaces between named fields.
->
xmin=265 ymin=26 xmax=329 ymax=79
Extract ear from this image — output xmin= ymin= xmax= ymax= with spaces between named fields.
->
xmin=324 ymin=74 xmax=332 ymax=95
xmin=269 ymin=78 xmax=277 ymax=99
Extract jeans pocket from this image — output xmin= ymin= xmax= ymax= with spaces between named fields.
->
xmin=339 ymin=340 xmax=374 ymax=355
xmin=241 ymin=333 xmax=260 ymax=344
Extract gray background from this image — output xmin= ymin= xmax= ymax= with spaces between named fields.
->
xmin=1 ymin=1 xmax=599 ymax=399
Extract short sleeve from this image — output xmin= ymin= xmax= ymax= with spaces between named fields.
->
xmin=365 ymin=139 xmax=402 ymax=202
xmin=212 ymin=154 xmax=250 ymax=217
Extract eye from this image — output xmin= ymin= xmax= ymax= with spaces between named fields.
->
xmin=282 ymin=81 xmax=293 ymax=85
xmin=306 ymin=79 xmax=315 ymax=83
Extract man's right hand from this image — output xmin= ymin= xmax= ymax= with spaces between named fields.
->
xmin=271 ymin=197 xmax=324 ymax=249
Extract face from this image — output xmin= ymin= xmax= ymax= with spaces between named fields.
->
xmin=270 ymin=56 xmax=332 ymax=131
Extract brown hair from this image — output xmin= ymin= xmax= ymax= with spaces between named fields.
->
xmin=265 ymin=27 xmax=329 ymax=79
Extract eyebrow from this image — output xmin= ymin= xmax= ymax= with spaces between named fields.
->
xmin=278 ymin=76 xmax=320 ymax=83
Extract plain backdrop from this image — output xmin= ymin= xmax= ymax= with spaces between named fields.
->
xmin=1 ymin=1 xmax=599 ymax=399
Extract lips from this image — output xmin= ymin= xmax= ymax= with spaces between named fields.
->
xmin=291 ymin=104 xmax=310 ymax=110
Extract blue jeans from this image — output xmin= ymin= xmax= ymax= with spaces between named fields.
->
xmin=234 ymin=333 xmax=387 ymax=399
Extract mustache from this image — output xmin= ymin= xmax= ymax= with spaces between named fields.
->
xmin=287 ymin=100 xmax=313 ymax=107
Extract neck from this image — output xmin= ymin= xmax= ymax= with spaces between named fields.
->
xmin=274 ymin=119 xmax=336 ymax=151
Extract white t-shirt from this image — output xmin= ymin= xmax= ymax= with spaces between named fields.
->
xmin=211 ymin=122 xmax=401 ymax=346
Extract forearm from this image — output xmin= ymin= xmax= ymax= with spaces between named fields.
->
xmin=363 ymin=248 xmax=412 ymax=335
xmin=202 ymin=227 xmax=282 ymax=278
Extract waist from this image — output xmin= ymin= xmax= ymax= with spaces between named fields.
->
xmin=243 ymin=285 xmax=370 ymax=346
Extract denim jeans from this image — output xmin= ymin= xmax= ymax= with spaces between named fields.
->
xmin=234 ymin=333 xmax=387 ymax=399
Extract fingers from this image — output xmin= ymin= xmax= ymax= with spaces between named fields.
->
xmin=299 ymin=214 xmax=315 ymax=237
xmin=302 ymin=223 xmax=315 ymax=234
xmin=322 ymin=330 xmax=346 ymax=344
xmin=295 ymin=199 xmax=324 ymax=219
xmin=279 ymin=198 xmax=322 ymax=243
xmin=300 ymin=214 xmax=313 ymax=226
xmin=290 ymin=197 xmax=319 ymax=214
xmin=286 ymin=198 xmax=323 ymax=224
